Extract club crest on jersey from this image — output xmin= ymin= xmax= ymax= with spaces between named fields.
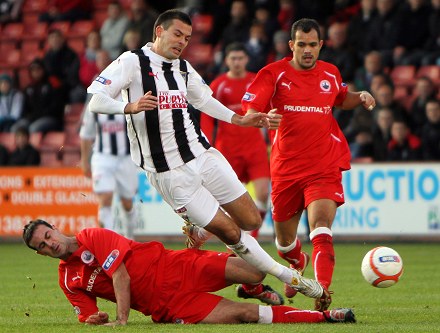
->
xmin=243 ymin=92 xmax=256 ymax=102
xmin=81 ymin=250 xmax=94 ymax=264
xmin=180 ymin=71 xmax=187 ymax=82
xmin=320 ymin=80 xmax=331 ymax=92
xmin=103 ymin=250 xmax=119 ymax=270
xmin=95 ymin=76 xmax=112 ymax=85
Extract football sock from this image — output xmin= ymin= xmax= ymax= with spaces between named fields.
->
xmin=259 ymin=305 xmax=325 ymax=323
xmin=242 ymin=283 xmax=264 ymax=295
xmin=276 ymin=237 xmax=302 ymax=268
xmin=226 ymin=230 xmax=296 ymax=285
xmin=125 ymin=206 xmax=136 ymax=239
xmin=310 ymin=227 xmax=334 ymax=289
xmin=98 ymin=206 xmax=114 ymax=230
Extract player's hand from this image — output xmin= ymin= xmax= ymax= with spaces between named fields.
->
xmin=360 ymin=91 xmax=376 ymax=111
xmin=103 ymin=319 xmax=127 ymax=326
xmin=267 ymin=108 xmax=282 ymax=130
xmin=124 ymin=91 xmax=158 ymax=114
xmin=80 ymin=160 xmax=92 ymax=178
xmin=234 ymin=112 xmax=270 ymax=128
xmin=85 ymin=311 xmax=109 ymax=325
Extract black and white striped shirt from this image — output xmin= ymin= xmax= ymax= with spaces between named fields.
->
xmin=88 ymin=43 xmax=211 ymax=172
xmin=80 ymin=105 xmax=130 ymax=156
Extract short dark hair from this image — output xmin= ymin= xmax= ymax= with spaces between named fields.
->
xmin=225 ymin=42 xmax=248 ymax=56
xmin=291 ymin=18 xmax=321 ymax=41
xmin=23 ymin=219 xmax=53 ymax=250
xmin=152 ymin=9 xmax=192 ymax=41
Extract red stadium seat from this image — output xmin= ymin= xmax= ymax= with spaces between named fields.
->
xmin=0 ymin=132 xmax=16 ymax=152
xmin=93 ymin=9 xmax=108 ymax=29
xmin=0 ymin=49 xmax=21 ymax=70
xmin=390 ymin=65 xmax=416 ymax=88
xmin=67 ymin=37 xmax=86 ymax=55
xmin=18 ymin=67 xmax=31 ymax=90
xmin=416 ymin=65 xmax=440 ymax=87
xmin=182 ymin=43 xmax=213 ymax=66
xmin=21 ymin=40 xmax=41 ymax=53
xmin=20 ymin=49 xmax=44 ymax=68
xmin=0 ymin=41 xmax=17 ymax=54
xmin=49 ymin=21 xmax=71 ymax=36
xmin=68 ymin=20 xmax=95 ymax=38
xmin=22 ymin=22 xmax=48 ymax=41
xmin=29 ymin=132 xmax=43 ymax=149
xmin=0 ymin=23 xmax=24 ymax=42
xmin=191 ymin=14 xmax=213 ymax=36
xmin=22 ymin=0 xmax=49 ymax=13
xmin=393 ymin=86 xmax=409 ymax=100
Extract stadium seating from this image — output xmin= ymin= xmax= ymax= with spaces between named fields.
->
xmin=39 ymin=131 xmax=66 ymax=167
xmin=390 ymin=65 xmax=417 ymax=88
xmin=0 ymin=23 xmax=24 ymax=42
xmin=0 ymin=132 xmax=16 ymax=152
xmin=22 ymin=0 xmax=48 ymax=14
xmin=49 ymin=21 xmax=71 ymax=36
xmin=22 ymin=22 xmax=48 ymax=42
xmin=68 ymin=20 xmax=95 ymax=39
xmin=416 ymin=65 xmax=440 ymax=87
xmin=0 ymin=49 xmax=21 ymax=71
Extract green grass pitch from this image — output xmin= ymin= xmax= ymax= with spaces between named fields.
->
xmin=1 ymin=241 xmax=439 ymax=333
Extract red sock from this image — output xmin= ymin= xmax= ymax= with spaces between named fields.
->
xmin=249 ymin=210 xmax=266 ymax=239
xmin=271 ymin=305 xmax=325 ymax=323
xmin=242 ymin=283 xmax=263 ymax=295
xmin=277 ymin=238 xmax=302 ymax=267
xmin=311 ymin=233 xmax=335 ymax=289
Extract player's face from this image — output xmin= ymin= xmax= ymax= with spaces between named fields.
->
xmin=155 ymin=19 xmax=192 ymax=60
xmin=29 ymin=225 xmax=70 ymax=259
xmin=225 ymin=50 xmax=248 ymax=76
xmin=289 ymin=29 xmax=323 ymax=70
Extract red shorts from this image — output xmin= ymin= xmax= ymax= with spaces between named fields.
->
xmin=151 ymin=249 xmax=231 ymax=324
xmin=271 ymin=168 xmax=345 ymax=222
xmin=222 ymin=143 xmax=269 ymax=184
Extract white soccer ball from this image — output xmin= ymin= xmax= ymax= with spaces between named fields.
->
xmin=361 ymin=246 xmax=403 ymax=288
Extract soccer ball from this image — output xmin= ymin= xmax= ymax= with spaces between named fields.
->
xmin=361 ymin=246 xmax=403 ymax=288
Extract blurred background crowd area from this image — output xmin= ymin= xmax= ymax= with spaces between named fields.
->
xmin=0 ymin=0 xmax=439 ymax=167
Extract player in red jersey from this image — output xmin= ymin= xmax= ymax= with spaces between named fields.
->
xmin=23 ymin=219 xmax=356 ymax=325
xmin=201 ymin=42 xmax=270 ymax=237
xmin=242 ymin=18 xmax=376 ymax=311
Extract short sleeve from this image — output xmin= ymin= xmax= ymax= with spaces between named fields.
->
xmin=241 ymin=68 xmax=275 ymax=113
xmin=76 ymin=229 xmax=132 ymax=277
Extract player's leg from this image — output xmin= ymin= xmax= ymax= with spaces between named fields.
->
xmin=116 ymin=156 xmax=139 ymax=239
xmin=200 ymin=299 xmax=354 ymax=324
xmin=91 ymin=153 xmax=117 ymax=230
xmin=249 ymin=176 xmax=270 ymax=238
xmin=96 ymin=192 xmax=114 ymax=229
xmin=307 ymin=198 xmax=337 ymax=311
xmin=303 ymin=169 xmax=344 ymax=311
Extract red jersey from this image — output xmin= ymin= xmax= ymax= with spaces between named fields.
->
xmin=58 ymin=228 xmax=165 ymax=322
xmin=242 ymin=59 xmax=351 ymax=181
xmin=201 ymin=72 xmax=267 ymax=156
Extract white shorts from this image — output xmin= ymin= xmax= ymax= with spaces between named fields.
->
xmin=91 ymin=153 xmax=139 ymax=199
xmin=147 ymin=148 xmax=246 ymax=228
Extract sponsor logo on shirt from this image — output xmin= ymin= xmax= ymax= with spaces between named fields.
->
xmin=242 ymin=92 xmax=256 ymax=102
xmin=320 ymin=80 xmax=331 ymax=92
xmin=81 ymin=250 xmax=94 ymax=264
xmin=86 ymin=267 xmax=102 ymax=292
xmin=149 ymin=71 xmax=159 ymax=79
xmin=158 ymin=91 xmax=187 ymax=110
xmin=103 ymin=250 xmax=119 ymax=271
xmin=284 ymin=105 xmax=332 ymax=114
xmin=95 ymin=76 xmax=112 ymax=85
xmin=101 ymin=121 xmax=126 ymax=133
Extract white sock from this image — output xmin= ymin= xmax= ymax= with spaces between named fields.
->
xmin=226 ymin=230 xmax=295 ymax=284
xmin=258 ymin=305 xmax=273 ymax=324
xmin=99 ymin=206 xmax=114 ymax=230
xmin=125 ymin=206 xmax=136 ymax=239
xmin=275 ymin=237 xmax=298 ymax=253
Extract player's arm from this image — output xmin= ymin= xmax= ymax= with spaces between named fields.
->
xmin=105 ymin=262 xmax=131 ymax=326
xmin=338 ymin=91 xmax=376 ymax=111
xmin=79 ymin=104 xmax=96 ymax=178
